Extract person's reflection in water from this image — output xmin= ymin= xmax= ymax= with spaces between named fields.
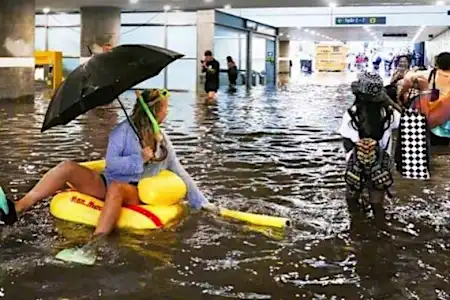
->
xmin=349 ymin=221 xmax=400 ymax=298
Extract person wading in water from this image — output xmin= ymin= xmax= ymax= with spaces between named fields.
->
xmin=339 ymin=71 xmax=401 ymax=227
xmin=201 ymin=50 xmax=220 ymax=103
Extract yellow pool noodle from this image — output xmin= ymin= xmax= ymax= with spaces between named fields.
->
xmin=219 ymin=208 xmax=291 ymax=229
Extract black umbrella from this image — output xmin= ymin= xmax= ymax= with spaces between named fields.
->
xmin=41 ymin=44 xmax=184 ymax=133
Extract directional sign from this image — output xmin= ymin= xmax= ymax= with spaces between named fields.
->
xmin=335 ymin=17 xmax=387 ymax=25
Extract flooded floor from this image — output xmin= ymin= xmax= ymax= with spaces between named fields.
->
xmin=0 ymin=73 xmax=449 ymax=299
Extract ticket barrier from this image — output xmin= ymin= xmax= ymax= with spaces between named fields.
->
xmin=34 ymin=51 xmax=63 ymax=92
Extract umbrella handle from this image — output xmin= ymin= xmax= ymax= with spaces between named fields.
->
xmin=116 ymin=98 xmax=144 ymax=147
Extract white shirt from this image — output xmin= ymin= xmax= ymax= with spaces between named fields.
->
xmin=338 ymin=106 xmax=401 ymax=161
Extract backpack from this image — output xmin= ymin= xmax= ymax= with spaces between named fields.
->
xmin=345 ymin=137 xmax=394 ymax=193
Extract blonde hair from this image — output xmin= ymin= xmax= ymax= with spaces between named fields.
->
xmin=131 ymin=89 xmax=167 ymax=161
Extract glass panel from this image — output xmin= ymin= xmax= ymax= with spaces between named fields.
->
xmin=215 ymin=25 xmax=240 ymax=38
xmin=167 ymin=59 xmax=196 ymax=91
xmin=120 ymin=26 xmax=164 ymax=47
xmin=36 ymin=13 xmax=81 ymax=26
xmin=121 ymin=12 xmax=197 ymax=25
xmin=35 ymin=14 xmax=47 ymax=26
xmin=121 ymin=13 xmax=160 ymax=24
xmin=35 ymin=27 xmax=46 ymax=51
xmin=167 ymin=26 xmax=196 ymax=58
xmin=48 ymin=27 xmax=81 ymax=56
xmin=240 ymin=33 xmax=247 ymax=71
xmin=214 ymin=26 xmax=243 ymax=72
xmin=214 ymin=38 xmax=239 ymax=70
xmin=49 ymin=13 xmax=81 ymax=26
xmin=166 ymin=12 xmax=197 ymax=25
xmin=62 ymin=58 xmax=80 ymax=78
xmin=252 ymin=36 xmax=267 ymax=73
xmin=134 ymin=73 xmax=164 ymax=90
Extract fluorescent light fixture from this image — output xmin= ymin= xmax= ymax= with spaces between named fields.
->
xmin=304 ymin=28 xmax=310 ymax=33
xmin=129 ymin=0 xmax=139 ymax=3
xmin=163 ymin=4 xmax=171 ymax=11
xmin=412 ymin=25 xmax=426 ymax=42
xmin=279 ymin=33 xmax=284 ymax=36
xmin=43 ymin=7 xmax=50 ymax=14
xmin=287 ymin=34 xmax=291 ymax=38
xmin=224 ymin=4 xmax=232 ymax=9
xmin=436 ymin=0 xmax=445 ymax=5
xmin=204 ymin=0 xmax=213 ymax=2
xmin=329 ymin=2 xmax=337 ymax=7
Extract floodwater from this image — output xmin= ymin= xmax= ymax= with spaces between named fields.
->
xmin=0 ymin=73 xmax=449 ymax=299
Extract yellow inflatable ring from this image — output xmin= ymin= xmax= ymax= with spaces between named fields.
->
xmin=50 ymin=160 xmax=187 ymax=230
xmin=50 ymin=191 xmax=185 ymax=230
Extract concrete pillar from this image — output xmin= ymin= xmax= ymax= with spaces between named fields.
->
xmin=80 ymin=7 xmax=121 ymax=64
xmin=278 ymin=40 xmax=290 ymax=74
xmin=246 ymin=32 xmax=253 ymax=89
xmin=0 ymin=0 xmax=35 ymax=101
xmin=196 ymin=10 xmax=215 ymax=93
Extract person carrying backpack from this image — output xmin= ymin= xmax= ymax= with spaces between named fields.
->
xmin=338 ymin=71 xmax=401 ymax=225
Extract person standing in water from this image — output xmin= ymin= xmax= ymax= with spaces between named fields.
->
xmin=339 ymin=71 xmax=401 ymax=226
xmin=226 ymin=56 xmax=238 ymax=92
xmin=201 ymin=50 xmax=220 ymax=102
xmin=0 ymin=89 xmax=217 ymax=234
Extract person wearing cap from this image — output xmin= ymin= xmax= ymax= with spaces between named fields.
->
xmin=0 ymin=89 xmax=217 ymax=237
xmin=201 ymin=50 xmax=220 ymax=102
xmin=338 ymin=71 xmax=401 ymax=222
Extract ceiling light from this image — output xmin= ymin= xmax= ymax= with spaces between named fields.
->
xmin=436 ymin=0 xmax=445 ymax=5
xmin=304 ymin=28 xmax=310 ymax=33
xmin=279 ymin=33 xmax=284 ymax=36
xmin=310 ymin=30 xmax=316 ymax=34
xmin=287 ymin=34 xmax=291 ymax=38
xmin=329 ymin=2 xmax=337 ymax=7
xmin=163 ymin=4 xmax=171 ymax=11
xmin=129 ymin=0 xmax=139 ymax=3
xmin=223 ymin=4 xmax=232 ymax=9
xmin=43 ymin=7 xmax=50 ymax=14
xmin=204 ymin=0 xmax=213 ymax=3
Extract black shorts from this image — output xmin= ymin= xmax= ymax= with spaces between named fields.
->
xmin=100 ymin=174 xmax=138 ymax=187
xmin=205 ymin=81 xmax=218 ymax=93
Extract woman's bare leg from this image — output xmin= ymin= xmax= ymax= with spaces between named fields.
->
xmin=93 ymin=181 xmax=140 ymax=236
xmin=15 ymin=160 xmax=106 ymax=213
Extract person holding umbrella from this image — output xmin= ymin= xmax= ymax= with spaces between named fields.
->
xmin=0 ymin=44 xmax=290 ymax=265
xmin=0 ymin=88 xmax=216 ymax=233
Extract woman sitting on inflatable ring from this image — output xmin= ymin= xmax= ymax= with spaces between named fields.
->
xmin=0 ymin=89 xmax=217 ymax=236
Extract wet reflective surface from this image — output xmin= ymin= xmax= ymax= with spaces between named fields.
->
xmin=1 ymin=73 xmax=450 ymax=299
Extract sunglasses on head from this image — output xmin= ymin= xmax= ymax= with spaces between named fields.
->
xmin=145 ymin=89 xmax=170 ymax=107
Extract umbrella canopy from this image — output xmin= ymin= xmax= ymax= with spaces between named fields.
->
xmin=41 ymin=44 xmax=184 ymax=132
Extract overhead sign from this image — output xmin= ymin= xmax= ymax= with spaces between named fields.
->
xmin=335 ymin=16 xmax=387 ymax=25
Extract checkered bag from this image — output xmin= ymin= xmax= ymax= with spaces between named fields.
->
xmin=398 ymin=108 xmax=431 ymax=180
